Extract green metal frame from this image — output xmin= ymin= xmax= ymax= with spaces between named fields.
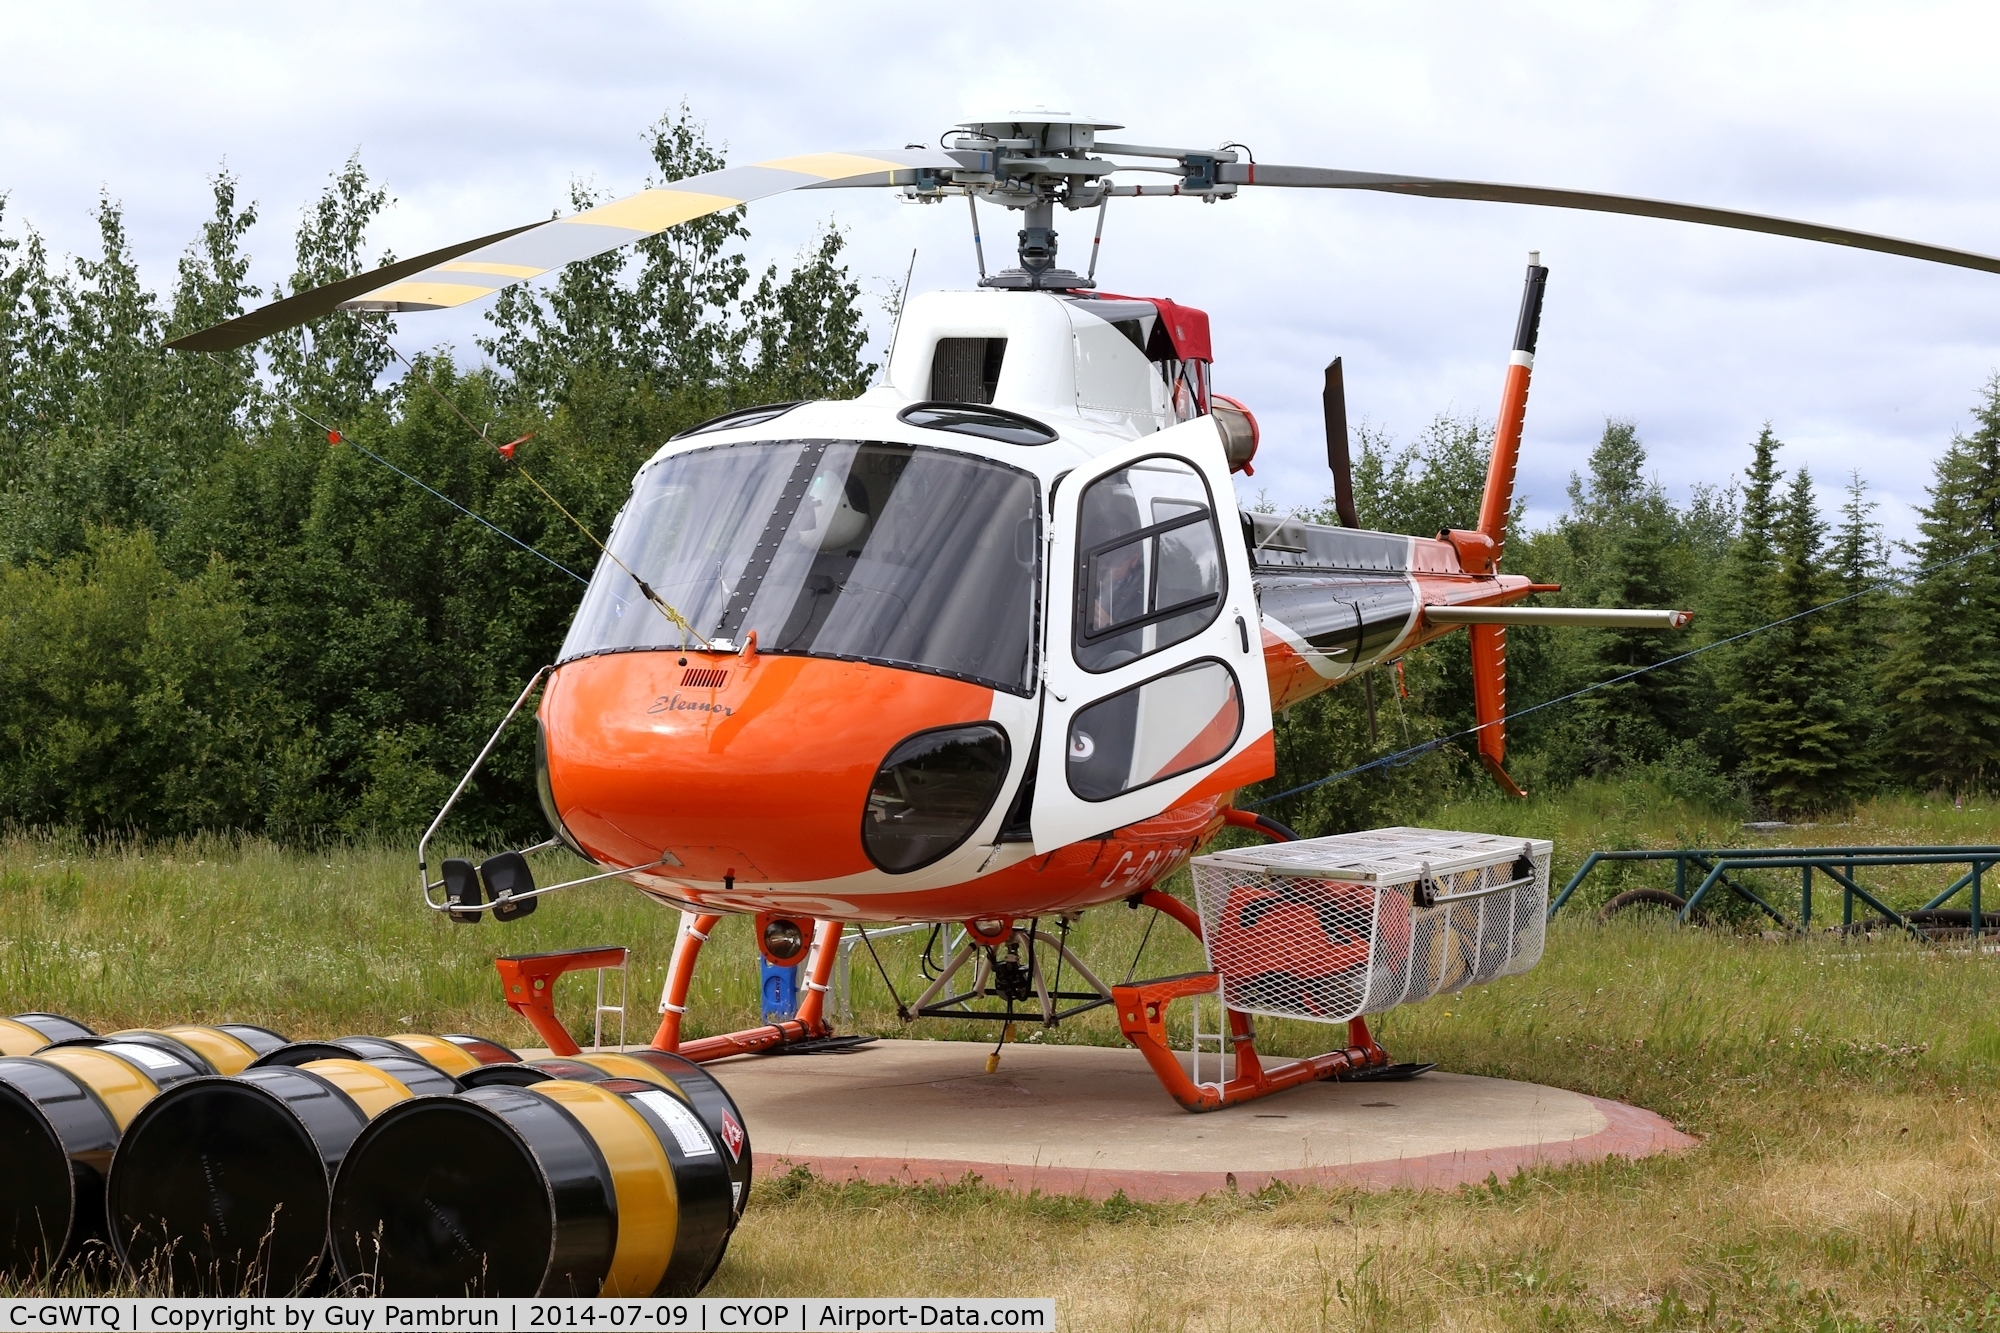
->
xmin=1547 ymin=845 xmax=2000 ymax=936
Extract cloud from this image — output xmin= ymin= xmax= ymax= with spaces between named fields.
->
xmin=5 ymin=0 xmax=1997 ymax=542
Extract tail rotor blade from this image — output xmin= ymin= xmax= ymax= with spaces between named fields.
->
xmin=1323 ymin=356 xmax=1358 ymax=529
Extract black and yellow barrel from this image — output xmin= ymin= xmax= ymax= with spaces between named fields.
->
xmin=0 ymin=1013 xmax=95 ymax=1057
xmin=0 ymin=1056 xmax=120 ymax=1278
xmin=98 ymin=1026 xmax=279 ymax=1076
xmin=106 ymin=1055 xmax=456 ymax=1294
xmin=253 ymin=1033 xmax=516 ymax=1078
xmin=591 ymin=1050 xmax=752 ymax=1229
xmin=252 ymin=1036 xmax=416 ymax=1068
xmin=438 ymin=1033 xmax=521 ymax=1065
xmin=329 ymin=1075 xmax=734 ymax=1297
xmin=0 ymin=1038 xmax=208 ymax=1279
xmin=477 ymin=1060 xmax=736 ymax=1289
xmin=591 ymin=1079 xmax=734 ymax=1294
xmin=460 ymin=1051 xmax=751 ymax=1228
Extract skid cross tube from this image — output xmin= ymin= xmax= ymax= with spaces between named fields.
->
xmin=1551 ymin=845 xmax=2000 ymax=937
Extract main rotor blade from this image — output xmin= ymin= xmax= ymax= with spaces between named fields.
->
xmin=169 ymin=149 xmax=963 ymax=352
xmin=1221 ymin=163 xmax=2000 ymax=276
xmin=165 ymin=223 xmax=542 ymax=352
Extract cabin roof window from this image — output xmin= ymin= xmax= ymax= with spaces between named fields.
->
xmin=671 ymin=401 xmax=804 ymax=439
xmin=898 ymin=402 xmax=1058 ymax=446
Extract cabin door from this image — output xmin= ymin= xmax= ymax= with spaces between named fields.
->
xmin=1031 ymin=416 xmax=1274 ymax=854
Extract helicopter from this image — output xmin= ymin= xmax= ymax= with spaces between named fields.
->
xmin=171 ymin=111 xmax=2000 ymax=1110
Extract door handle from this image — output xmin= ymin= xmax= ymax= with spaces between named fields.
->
xmin=1236 ymin=614 xmax=1250 ymax=654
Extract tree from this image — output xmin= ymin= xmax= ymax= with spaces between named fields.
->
xmin=740 ymin=224 xmax=876 ymax=402
xmin=1728 ymin=468 xmax=1861 ymax=811
xmin=0 ymin=528 xmax=282 ymax=833
xmin=1347 ymin=413 xmax=1492 ymax=535
xmin=1879 ymin=377 xmax=2000 ymax=791
xmin=0 ymin=203 xmax=74 ymax=552
xmin=1558 ymin=421 xmax=1702 ymax=772
xmin=482 ymin=106 xmax=751 ymax=413
xmin=161 ymin=172 xmax=262 ymax=464
xmin=1827 ymin=471 xmax=1889 ymax=779
xmin=267 ymin=154 xmax=393 ymax=422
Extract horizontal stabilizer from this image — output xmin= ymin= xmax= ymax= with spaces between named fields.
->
xmin=1427 ymin=606 xmax=1692 ymax=629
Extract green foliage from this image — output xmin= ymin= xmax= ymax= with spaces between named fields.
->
xmin=479 ymin=106 xmax=874 ymax=420
xmin=1347 ymin=413 xmax=1493 ymax=536
xmin=1256 ymin=648 xmax=1462 ymax=837
xmin=1727 ymin=467 xmax=1869 ymax=812
xmin=1 ymin=109 xmax=1996 ymax=837
xmin=268 ymin=155 xmax=393 ymax=420
xmin=0 ymin=529 xmax=282 ymax=833
xmin=1879 ymin=376 xmax=2000 ymax=792
xmin=0 ymin=110 xmax=889 ymax=840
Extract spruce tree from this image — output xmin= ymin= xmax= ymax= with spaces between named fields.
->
xmin=1880 ymin=378 xmax=2000 ymax=790
xmin=1828 ymin=471 xmax=1888 ymax=779
xmin=1730 ymin=468 xmax=1857 ymax=811
xmin=1566 ymin=421 xmax=1696 ymax=771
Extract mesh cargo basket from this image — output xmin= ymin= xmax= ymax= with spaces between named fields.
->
xmin=1189 ymin=827 xmax=1552 ymax=1023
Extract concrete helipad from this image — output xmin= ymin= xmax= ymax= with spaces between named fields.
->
xmin=687 ymin=1038 xmax=1694 ymax=1201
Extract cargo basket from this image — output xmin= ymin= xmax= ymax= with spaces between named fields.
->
xmin=1190 ymin=827 xmax=1552 ymax=1023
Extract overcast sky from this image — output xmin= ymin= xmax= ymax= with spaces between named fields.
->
xmin=5 ymin=1 xmax=1998 ymax=546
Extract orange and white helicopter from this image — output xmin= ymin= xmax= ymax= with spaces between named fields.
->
xmin=174 ymin=111 xmax=2000 ymax=1110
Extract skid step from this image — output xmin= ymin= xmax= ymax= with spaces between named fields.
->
xmin=1333 ymin=1061 xmax=1437 ymax=1082
xmin=769 ymin=1035 xmax=880 ymax=1056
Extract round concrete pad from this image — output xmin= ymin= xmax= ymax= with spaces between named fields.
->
xmin=698 ymin=1039 xmax=1694 ymax=1201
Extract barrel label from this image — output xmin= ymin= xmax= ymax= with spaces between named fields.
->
xmin=102 ymin=1043 xmax=179 ymax=1070
xmin=718 ymin=1111 xmax=746 ymax=1162
xmin=637 ymin=1090 xmax=719 ymax=1156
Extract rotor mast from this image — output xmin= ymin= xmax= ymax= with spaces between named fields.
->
xmin=927 ymin=112 xmax=1240 ymax=289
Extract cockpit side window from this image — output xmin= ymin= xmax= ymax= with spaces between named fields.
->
xmin=1072 ymin=456 xmax=1224 ymax=673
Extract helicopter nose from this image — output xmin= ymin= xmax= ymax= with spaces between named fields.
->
xmin=539 ymin=652 xmax=1003 ymax=886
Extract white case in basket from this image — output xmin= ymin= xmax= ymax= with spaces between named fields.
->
xmin=1189 ymin=827 xmax=1552 ymax=1023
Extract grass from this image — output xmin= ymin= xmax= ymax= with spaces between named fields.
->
xmin=7 ymin=781 xmax=2000 ymax=1327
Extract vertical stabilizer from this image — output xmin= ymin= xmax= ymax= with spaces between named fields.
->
xmin=1471 ymin=624 xmax=1526 ymax=797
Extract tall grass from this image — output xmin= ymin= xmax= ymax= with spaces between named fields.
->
xmin=9 ymin=785 xmax=2000 ymax=1326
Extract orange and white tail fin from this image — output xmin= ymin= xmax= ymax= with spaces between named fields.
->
xmin=1471 ymin=255 xmax=1549 ymax=799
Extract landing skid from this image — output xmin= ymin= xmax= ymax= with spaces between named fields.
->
xmin=639 ymin=898 xmax=1399 ymax=1113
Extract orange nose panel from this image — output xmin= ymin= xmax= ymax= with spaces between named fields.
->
xmin=541 ymin=653 xmax=999 ymax=884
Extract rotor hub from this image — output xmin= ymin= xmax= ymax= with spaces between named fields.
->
xmin=911 ymin=109 xmax=1241 ymax=290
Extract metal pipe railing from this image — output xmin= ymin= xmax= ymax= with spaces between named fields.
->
xmin=1549 ymin=845 xmax=2000 ymax=937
